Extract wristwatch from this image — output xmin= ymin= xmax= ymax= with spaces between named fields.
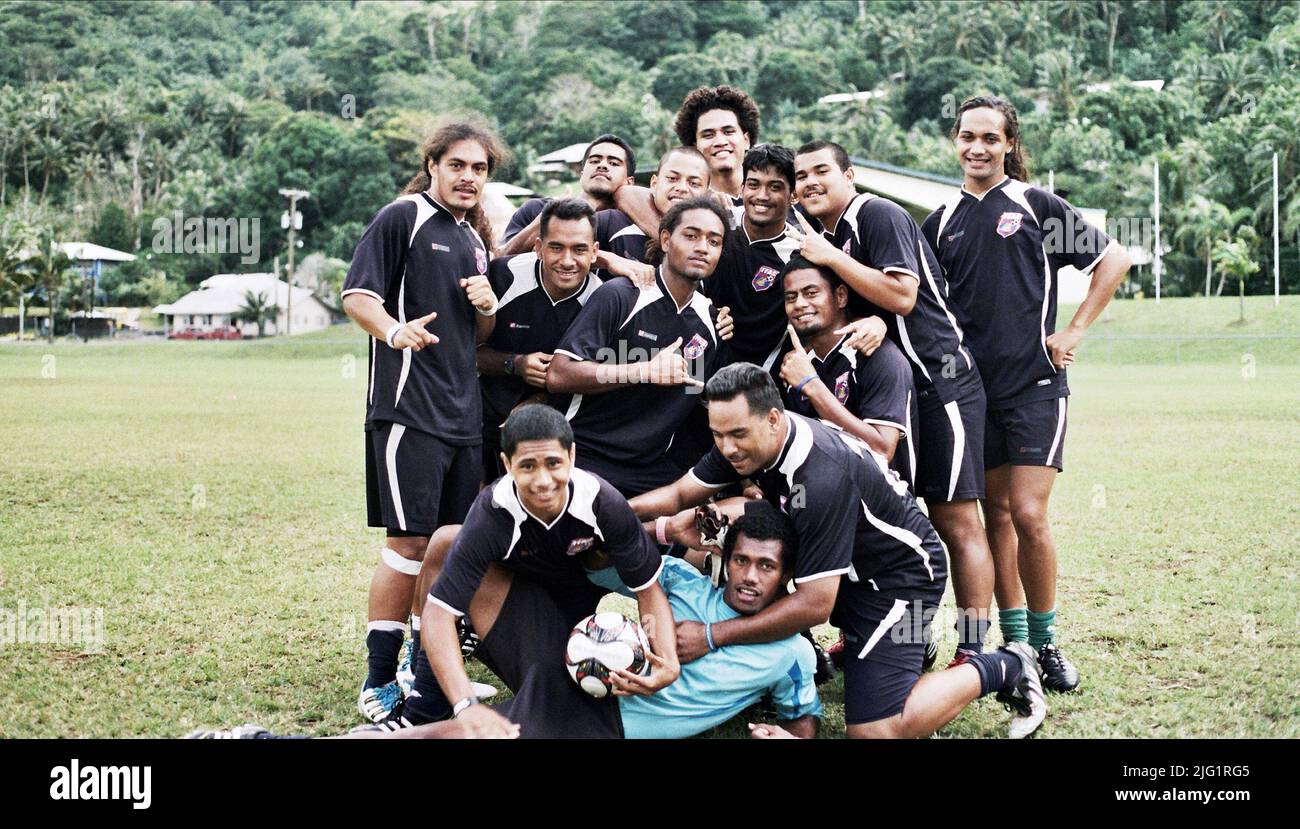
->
xmin=452 ymin=695 xmax=480 ymax=717
xmin=504 ymin=355 xmax=516 ymax=375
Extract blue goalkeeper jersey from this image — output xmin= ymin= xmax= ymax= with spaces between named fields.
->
xmin=615 ymin=558 xmax=822 ymax=739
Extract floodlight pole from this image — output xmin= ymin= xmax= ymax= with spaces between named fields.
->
xmin=1153 ymin=159 xmax=1161 ymax=304
xmin=279 ymin=188 xmax=310 ymax=335
xmin=1274 ymin=152 xmax=1280 ymax=307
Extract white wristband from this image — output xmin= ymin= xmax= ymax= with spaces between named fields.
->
xmin=475 ymin=295 xmax=499 ymax=317
xmin=384 ymin=322 xmax=404 ymax=349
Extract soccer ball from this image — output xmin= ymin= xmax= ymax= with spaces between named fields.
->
xmin=564 ymin=612 xmax=651 ymax=699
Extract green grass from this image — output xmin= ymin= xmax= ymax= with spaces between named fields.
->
xmin=1 ymin=302 xmax=1297 ymax=738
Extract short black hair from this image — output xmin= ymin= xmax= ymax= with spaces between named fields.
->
xmin=674 ymin=85 xmax=761 ymax=148
xmin=723 ymin=500 xmax=798 ymax=573
xmin=742 ymin=143 xmax=795 ymax=189
xmin=656 ymin=145 xmax=710 ymax=177
xmin=704 ymin=362 xmax=784 ymax=416
xmin=647 ymin=194 xmax=730 ymax=266
xmin=500 ymin=404 xmax=574 ymax=458
xmin=584 ymin=133 xmax=636 ymax=180
xmin=796 ymin=139 xmax=852 ymax=173
xmin=539 ymin=197 xmax=597 ymax=240
xmin=780 ymin=254 xmax=844 ymax=295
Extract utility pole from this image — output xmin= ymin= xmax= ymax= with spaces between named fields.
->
xmin=279 ymin=188 xmax=310 ymax=336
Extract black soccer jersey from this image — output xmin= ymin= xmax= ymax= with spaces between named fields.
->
xmin=501 ymin=197 xmax=550 ymax=245
xmin=773 ymin=335 xmax=917 ymax=488
xmin=689 ymin=412 xmax=945 ymax=600
xmin=481 ymin=252 xmax=602 ymax=432
xmin=343 ymin=192 xmax=488 ymax=443
xmin=702 ymin=221 xmax=800 ymax=368
xmin=595 ymin=208 xmax=649 ymax=264
xmin=428 ymin=468 xmax=664 ymax=616
xmin=554 ymin=269 xmax=727 ymax=471
xmin=921 ymin=178 xmax=1114 ymax=409
xmin=814 ymin=193 xmax=982 ymax=406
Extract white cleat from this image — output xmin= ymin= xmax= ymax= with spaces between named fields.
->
xmin=997 ymin=641 xmax=1047 ymax=739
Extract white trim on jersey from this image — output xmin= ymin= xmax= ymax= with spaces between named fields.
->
xmin=857 ymin=598 xmax=910 ymax=659
xmin=340 ymin=288 xmax=384 ymax=302
xmin=942 ymin=400 xmax=965 ymax=502
xmin=775 ymin=412 xmax=816 ymax=479
xmin=960 ymin=176 xmax=1009 ymax=203
xmin=1078 ymin=237 xmax=1117 ymax=276
xmin=932 ymin=191 xmax=964 ymax=242
xmin=610 ymin=223 xmax=647 ymax=242
xmin=688 ymin=290 xmax=719 ymax=344
xmin=1048 ymin=397 xmax=1067 ymax=467
xmin=395 ymin=193 xmax=438 ymax=247
xmin=687 ymin=468 xmax=730 ymax=490
xmin=917 ymin=238 xmax=973 ymax=370
xmin=894 ymin=312 xmax=933 ymax=382
xmin=566 ymin=468 xmax=605 ymax=540
xmin=793 ymin=566 xmax=853 ymax=585
xmin=384 ymin=424 xmax=408 ymax=532
xmin=394 ymin=273 xmax=413 ymax=405
xmin=772 ymin=232 xmax=800 ymax=264
xmin=626 ymin=557 xmax=666 ymax=593
xmin=426 ymin=594 xmax=465 ymax=619
xmin=498 ymin=253 xmax=541 ymax=310
xmin=620 ymin=282 xmax=667 ymax=330
xmin=905 ymin=389 xmax=917 ymax=464
xmin=563 ymin=393 xmax=583 ymax=421
xmin=553 ymin=348 xmax=585 ymax=362
xmin=862 ymin=486 xmax=937 ymax=581
xmin=1002 ymin=182 xmax=1056 ymax=374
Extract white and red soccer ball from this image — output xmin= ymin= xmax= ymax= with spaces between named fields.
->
xmin=564 ymin=612 xmax=651 ymax=698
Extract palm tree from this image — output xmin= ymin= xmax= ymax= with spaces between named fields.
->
xmin=1173 ymin=196 xmax=1232 ymax=298
xmin=29 ymin=228 xmax=73 ymax=343
xmin=234 ymin=290 xmax=281 ymax=338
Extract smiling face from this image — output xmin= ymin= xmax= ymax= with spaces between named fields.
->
xmin=650 ymin=150 xmax=711 ymax=213
xmin=706 ymin=394 xmax=784 ymax=478
xmin=660 ymin=207 xmax=725 ymax=284
xmin=695 ymin=108 xmax=751 ymax=177
xmin=501 ymin=438 xmax=574 ymax=522
xmin=536 ymin=217 xmax=596 ymax=298
xmin=722 ymin=533 xmax=789 ymax=615
xmin=784 ymin=266 xmax=847 ymax=339
xmin=580 ymin=141 xmax=631 ymax=199
xmin=430 ymin=138 xmax=490 ymax=217
xmin=742 ymin=165 xmax=792 ymax=234
xmin=793 ymin=147 xmax=855 ymax=223
xmin=954 ymin=106 xmax=1010 ymax=185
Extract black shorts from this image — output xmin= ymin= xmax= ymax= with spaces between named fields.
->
xmin=985 ymin=397 xmax=1067 ymax=471
xmin=365 ymin=421 xmax=481 ymax=537
xmin=481 ymin=430 xmax=505 ymax=489
xmin=477 ymin=575 xmax=623 ymax=739
xmin=838 ymin=583 xmax=945 ymax=725
xmin=913 ymin=385 xmax=986 ymax=503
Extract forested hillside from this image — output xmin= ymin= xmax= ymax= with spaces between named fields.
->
xmin=1 ymin=0 xmax=1297 ymax=313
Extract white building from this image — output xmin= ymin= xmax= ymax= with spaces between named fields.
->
xmin=154 ymin=273 xmax=336 ymax=337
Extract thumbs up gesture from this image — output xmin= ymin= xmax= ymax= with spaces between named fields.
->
xmin=643 ymin=337 xmax=704 ymax=388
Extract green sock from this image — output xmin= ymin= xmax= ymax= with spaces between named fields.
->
xmin=999 ymin=607 xmax=1028 ymax=644
xmin=1028 ymin=608 xmax=1057 ymax=649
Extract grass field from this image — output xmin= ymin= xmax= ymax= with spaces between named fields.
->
xmin=1 ymin=296 xmax=1297 ymax=738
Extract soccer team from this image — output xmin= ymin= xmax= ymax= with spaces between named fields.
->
xmin=202 ymin=86 xmax=1131 ymax=741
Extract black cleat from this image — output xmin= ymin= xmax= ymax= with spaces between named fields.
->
xmin=802 ymin=631 xmax=836 ymax=685
xmin=1037 ymin=643 xmax=1081 ymax=692
xmin=922 ymin=638 xmax=938 ymax=671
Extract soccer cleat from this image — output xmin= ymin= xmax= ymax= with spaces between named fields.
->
xmin=358 ymin=680 xmax=404 ymax=723
xmin=458 ymin=617 xmax=480 ymax=658
xmin=922 ymin=638 xmax=938 ymax=671
xmin=1037 ymin=643 xmax=1081 ymax=692
xmin=946 ymin=647 xmax=978 ymax=670
xmin=826 ymin=633 xmax=846 ymax=668
xmin=352 ymin=709 xmax=417 ymax=733
xmin=184 ymin=723 xmax=272 ymax=739
xmin=396 ymin=641 xmax=415 ymax=696
xmin=996 ymin=641 xmax=1047 ymax=739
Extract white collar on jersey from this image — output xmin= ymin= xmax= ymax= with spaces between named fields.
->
xmin=960 ymin=175 xmax=1011 ymax=202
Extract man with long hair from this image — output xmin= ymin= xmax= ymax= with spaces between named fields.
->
xmin=922 ymin=96 xmax=1130 ymax=691
xmin=340 ymin=121 xmax=508 ymax=723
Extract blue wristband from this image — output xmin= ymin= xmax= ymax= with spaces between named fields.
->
xmin=794 ymin=374 xmax=818 ymax=395
xmin=705 ymin=621 xmax=718 ymax=652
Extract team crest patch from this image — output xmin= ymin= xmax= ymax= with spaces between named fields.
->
xmin=834 ymin=371 xmax=850 ymax=404
xmin=682 ymin=333 xmax=708 ymax=360
xmin=996 ymin=212 xmax=1024 ymax=238
xmin=566 ymin=537 xmax=596 ymax=556
xmin=474 ymin=247 xmax=487 ymax=274
xmin=751 ymin=265 xmax=779 ymax=292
